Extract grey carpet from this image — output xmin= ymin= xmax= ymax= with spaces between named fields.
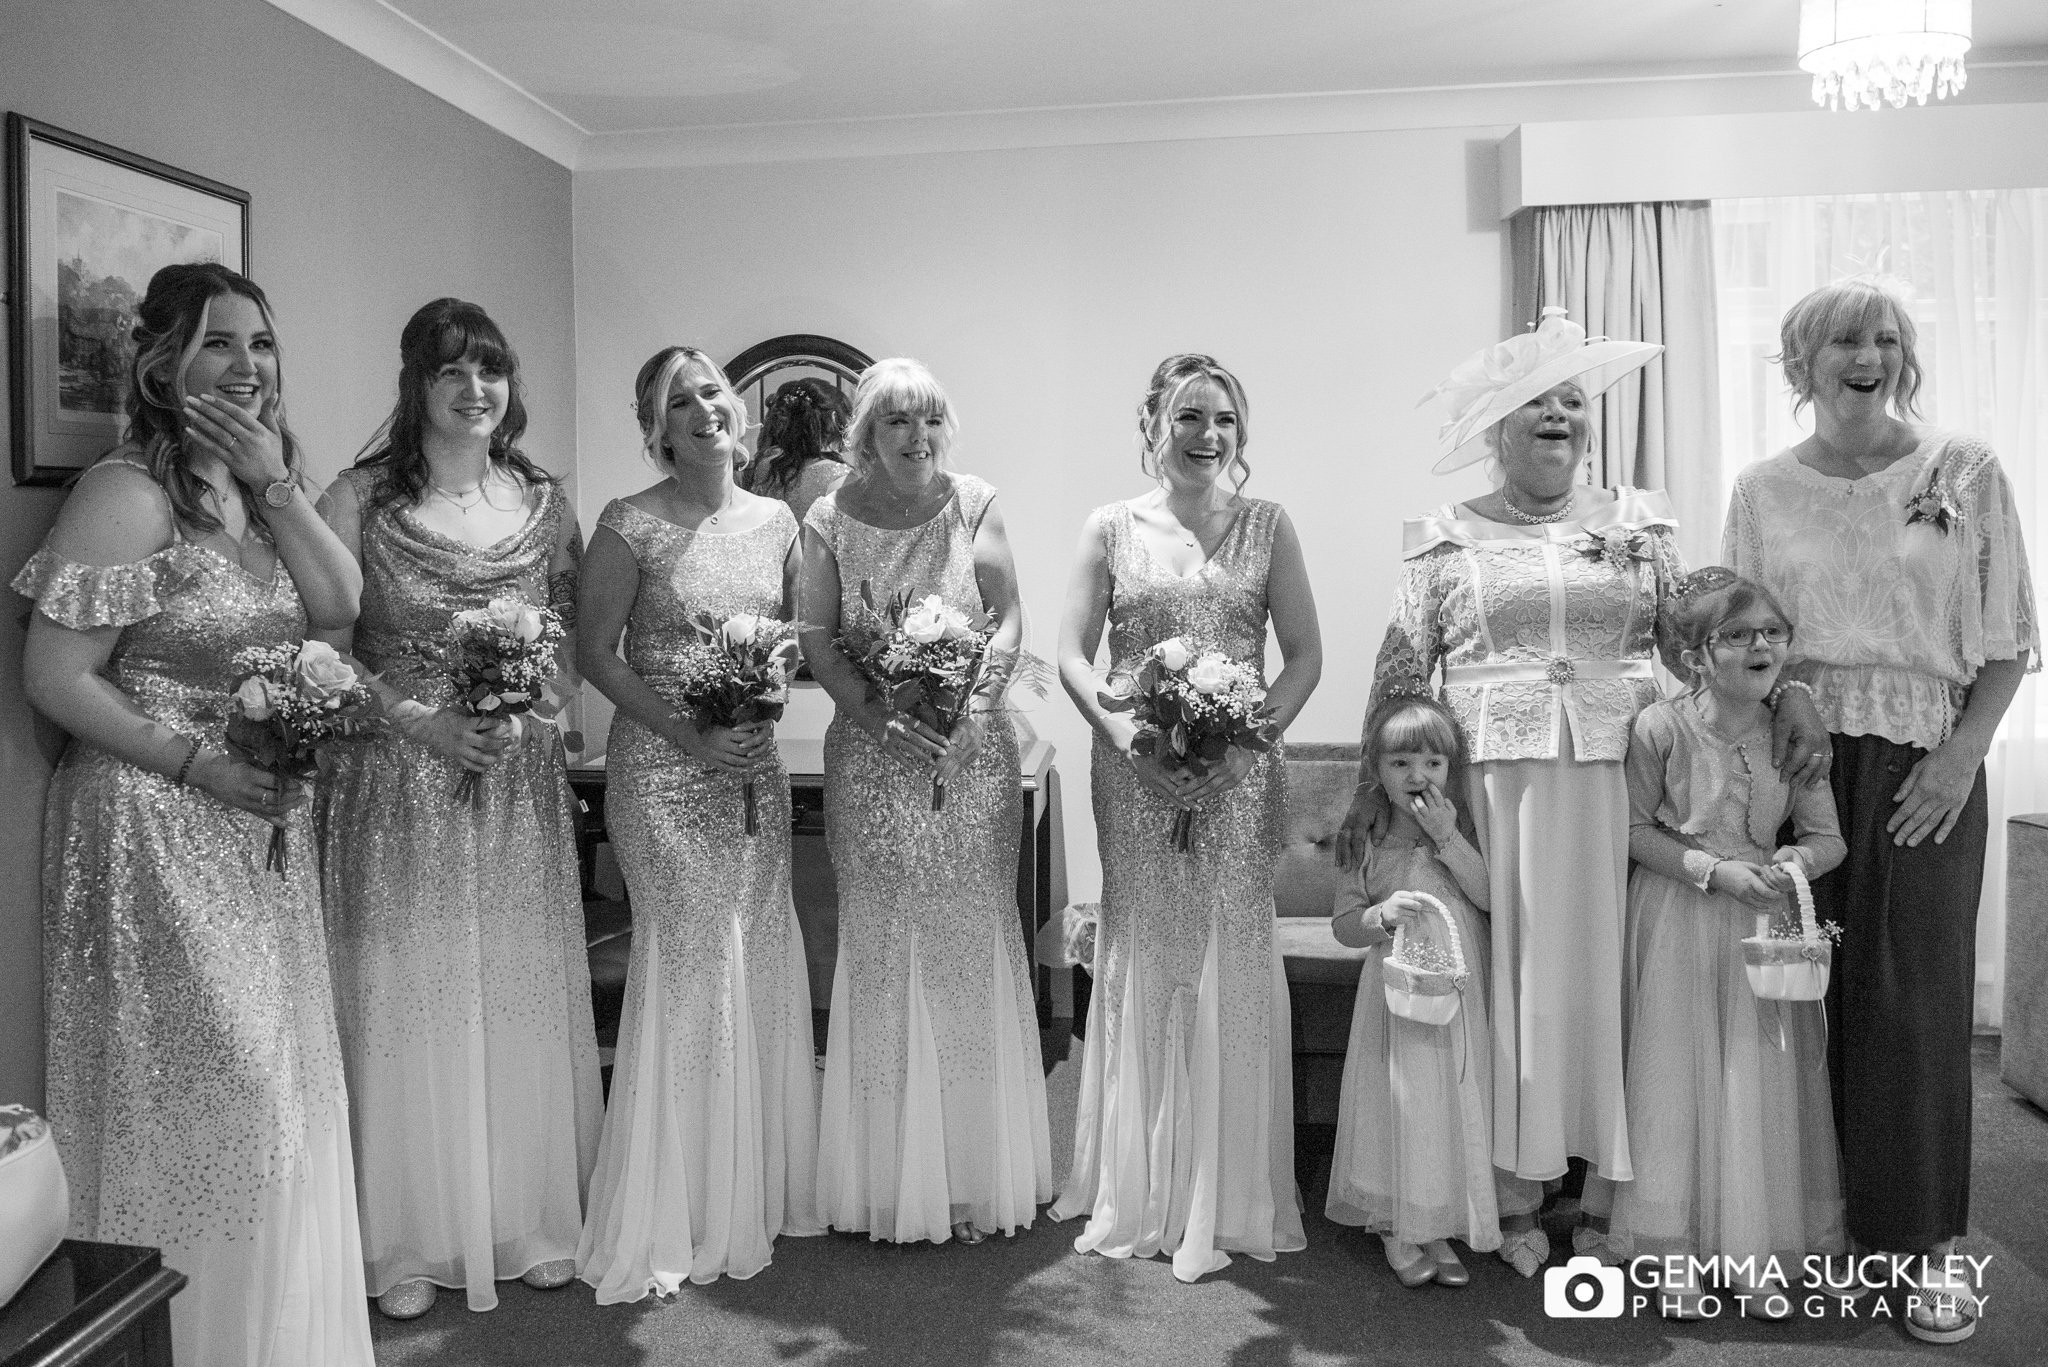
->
xmin=370 ymin=1037 xmax=2048 ymax=1365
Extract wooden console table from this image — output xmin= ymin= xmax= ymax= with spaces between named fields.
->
xmin=0 ymin=1241 xmax=183 ymax=1367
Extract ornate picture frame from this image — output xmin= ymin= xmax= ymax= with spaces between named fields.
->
xmin=6 ymin=114 xmax=250 ymax=485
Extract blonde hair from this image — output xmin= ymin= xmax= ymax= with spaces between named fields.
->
xmin=1776 ymin=277 xmax=1925 ymax=420
xmin=842 ymin=358 xmax=958 ymax=473
xmin=1137 ymin=354 xmax=1252 ymax=491
xmin=632 ymin=345 xmax=752 ymax=470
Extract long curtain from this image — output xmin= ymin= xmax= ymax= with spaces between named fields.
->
xmin=1511 ymin=201 xmax=1724 ymax=567
xmin=1712 ymin=190 xmax=2048 ymax=1030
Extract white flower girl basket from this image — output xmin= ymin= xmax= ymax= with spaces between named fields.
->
xmin=1740 ymin=863 xmax=1832 ymax=1002
xmin=1381 ymin=891 xmax=1468 ymax=1026
xmin=0 ymin=1104 xmax=68 ymax=1306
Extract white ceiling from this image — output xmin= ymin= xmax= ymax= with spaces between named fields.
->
xmin=378 ymin=0 xmax=2048 ymax=133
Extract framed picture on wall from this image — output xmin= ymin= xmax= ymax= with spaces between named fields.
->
xmin=6 ymin=113 xmax=249 ymax=485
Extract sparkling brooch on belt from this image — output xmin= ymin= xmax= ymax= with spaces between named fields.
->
xmin=1546 ymin=656 xmax=1577 ymax=686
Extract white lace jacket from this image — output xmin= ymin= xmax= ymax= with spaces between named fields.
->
xmin=1371 ymin=489 xmax=1684 ymax=763
xmin=1723 ymin=433 xmax=2038 ymax=751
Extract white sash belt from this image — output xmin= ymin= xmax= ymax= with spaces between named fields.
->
xmin=1442 ymin=657 xmax=1655 ymax=687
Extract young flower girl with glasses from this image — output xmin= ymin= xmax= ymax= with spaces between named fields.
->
xmin=1606 ymin=569 xmax=1848 ymax=1317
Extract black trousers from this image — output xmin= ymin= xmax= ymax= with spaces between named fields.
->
xmin=1809 ymin=732 xmax=1986 ymax=1254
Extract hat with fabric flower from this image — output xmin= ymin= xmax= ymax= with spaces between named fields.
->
xmin=1420 ymin=307 xmax=1664 ymax=473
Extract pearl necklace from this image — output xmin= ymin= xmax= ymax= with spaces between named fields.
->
xmin=1500 ymin=488 xmax=1576 ymax=524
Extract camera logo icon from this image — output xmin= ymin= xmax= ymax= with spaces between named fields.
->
xmin=1544 ymin=1255 xmax=1625 ymax=1317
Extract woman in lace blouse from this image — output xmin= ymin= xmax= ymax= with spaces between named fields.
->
xmin=1338 ymin=310 xmax=1829 ymax=1278
xmin=1723 ymin=278 xmax=2035 ymax=1346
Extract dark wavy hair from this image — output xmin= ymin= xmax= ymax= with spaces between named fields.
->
xmin=748 ymin=377 xmax=850 ymax=496
xmin=124 ymin=262 xmax=302 ymax=537
xmin=1657 ymin=567 xmax=1794 ymax=687
xmin=1362 ymin=693 xmax=1477 ymax=843
xmin=352 ymin=298 xmax=554 ymax=508
xmin=1137 ymin=353 xmax=1252 ymax=491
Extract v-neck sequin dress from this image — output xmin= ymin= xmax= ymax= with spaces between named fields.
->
xmin=15 ymin=458 xmax=374 ymax=1366
xmin=576 ymin=499 xmax=821 ymax=1296
xmin=1048 ymin=498 xmax=1306 ymax=1282
xmin=804 ymin=474 xmax=1052 ymax=1243
xmin=315 ymin=469 xmax=601 ymax=1309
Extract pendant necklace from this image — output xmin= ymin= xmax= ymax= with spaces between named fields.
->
xmin=428 ymin=465 xmax=498 ymax=515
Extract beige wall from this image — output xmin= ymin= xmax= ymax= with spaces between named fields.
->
xmin=572 ymin=80 xmax=2048 ymax=907
xmin=573 ymin=127 xmax=1509 ymax=902
xmin=0 ymin=0 xmax=577 ymax=1108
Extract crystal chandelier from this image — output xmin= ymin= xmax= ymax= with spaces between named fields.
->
xmin=1798 ymin=1 xmax=1971 ymax=111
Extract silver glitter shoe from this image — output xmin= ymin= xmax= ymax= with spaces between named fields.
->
xmin=521 ymin=1259 xmax=577 ymax=1290
xmin=376 ymin=1278 xmax=437 ymax=1320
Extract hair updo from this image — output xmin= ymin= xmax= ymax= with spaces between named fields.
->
xmin=630 ymin=345 xmax=751 ymax=471
xmin=1136 ymin=353 xmax=1252 ymax=490
xmin=1656 ymin=567 xmax=1794 ymax=685
xmin=750 ymin=377 xmax=851 ymax=495
xmin=125 ymin=262 xmax=301 ymax=537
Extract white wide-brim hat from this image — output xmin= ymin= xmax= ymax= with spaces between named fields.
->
xmin=1420 ymin=307 xmax=1663 ymax=473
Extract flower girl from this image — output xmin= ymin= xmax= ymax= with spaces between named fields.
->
xmin=1327 ymin=695 xmax=1499 ymax=1287
xmin=1607 ymin=568 xmax=1847 ymax=1316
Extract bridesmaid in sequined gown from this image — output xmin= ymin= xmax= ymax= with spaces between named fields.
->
xmin=1049 ymin=354 xmax=1322 ymax=1282
xmin=315 ymin=301 xmax=600 ymax=1318
xmin=576 ymin=346 xmax=821 ymax=1296
xmin=799 ymin=359 xmax=1052 ymax=1245
xmin=18 ymin=265 xmax=373 ymax=1364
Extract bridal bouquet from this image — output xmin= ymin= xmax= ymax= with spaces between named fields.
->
xmin=672 ymin=610 xmax=800 ymax=834
xmin=1099 ymin=636 xmax=1276 ymax=852
xmin=445 ymin=596 xmax=567 ymax=805
xmin=838 ymin=582 xmax=1004 ymax=811
xmin=226 ymin=639 xmax=377 ymax=873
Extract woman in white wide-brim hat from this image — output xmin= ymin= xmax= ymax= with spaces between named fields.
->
xmin=1335 ymin=307 xmax=1831 ymax=1276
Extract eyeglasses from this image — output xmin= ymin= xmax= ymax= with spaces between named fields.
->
xmin=1709 ymin=625 xmax=1792 ymax=648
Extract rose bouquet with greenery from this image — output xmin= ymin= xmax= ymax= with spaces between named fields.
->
xmin=445 ymin=596 xmax=567 ymax=805
xmin=226 ymin=639 xmax=377 ymax=872
xmin=1098 ymin=635 xmax=1276 ymax=852
xmin=671 ymin=610 xmax=800 ymax=834
xmin=837 ymin=582 xmax=1007 ymax=811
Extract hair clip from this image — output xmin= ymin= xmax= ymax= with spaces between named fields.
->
xmin=1672 ymin=566 xmax=1739 ymax=598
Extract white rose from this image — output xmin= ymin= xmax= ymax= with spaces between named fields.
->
xmin=722 ymin=612 xmax=763 ymax=647
xmin=294 ymin=639 xmax=358 ymax=701
xmin=902 ymin=595 xmax=949 ymax=644
xmin=234 ymin=674 xmax=276 ymax=720
xmin=1186 ymin=655 xmax=1232 ymax=695
xmin=485 ymin=597 xmax=544 ymax=643
xmin=935 ymin=602 xmax=973 ymax=640
xmin=1154 ymin=638 xmax=1192 ymax=671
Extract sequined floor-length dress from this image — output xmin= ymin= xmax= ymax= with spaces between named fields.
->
xmin=806 ymin=474 xmax=1052 ymax=1242
xmin=577 ymin=500 xmax=821 ymax=1297
xmin=316 ymin=472 xmax=601 ymax=1309
xmin=1325 ymin=842 xmax=1499 ymax=1251
xmin=17 ymin=491 xmax=374 ymax=1364
xmin=1048 ymin=499 xmax=1306 ymax=1283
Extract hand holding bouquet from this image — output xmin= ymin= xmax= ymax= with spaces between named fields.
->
xmin=837 ymin=583 xmax=1006 ymax=811
xmin=1099 ymin=636 xmax=1276 ymax=852
xmin=445 ymin=596 xmax=567 ymax=805
xmin=671 ymin=610 xmax=799 ymax=834
xmin=226 ymin=639 xmax=377 ymax=872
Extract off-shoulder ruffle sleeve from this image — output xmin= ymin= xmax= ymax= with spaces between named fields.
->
xmin=11 ymin=545 xmax=192 ymax=630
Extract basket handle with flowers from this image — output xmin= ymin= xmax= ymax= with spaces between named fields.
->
xmin=1741 ymin=861 xmax=1840 ymax=1003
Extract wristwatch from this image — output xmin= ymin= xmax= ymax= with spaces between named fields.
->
xmin=262 ymin=478 xmax=295 ymax=509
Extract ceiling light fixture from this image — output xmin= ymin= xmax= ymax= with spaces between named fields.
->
xmin=1798 ymin=0 xmax=1971 ymax=111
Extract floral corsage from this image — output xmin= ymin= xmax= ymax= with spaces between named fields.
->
xmin=1577 ymin=527 xmax=1655 ymax=572
xmin=1904 ymin=461 xmax=1961 ymax=534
